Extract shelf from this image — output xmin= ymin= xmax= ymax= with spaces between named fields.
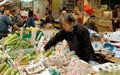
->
xmin=67 ymin=3 xmax=75 ymax=5
xmin=63 ymin=0 xmax=76 ymax=12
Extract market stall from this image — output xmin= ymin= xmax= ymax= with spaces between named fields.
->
xmin=0 ymin=26 xmax=120 ymax=75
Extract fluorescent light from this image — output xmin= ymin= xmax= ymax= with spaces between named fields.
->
xmin=0 ymin=0 xmax=9 ymax=5
xmin=21 ymin=0 xmax=32 ymax=2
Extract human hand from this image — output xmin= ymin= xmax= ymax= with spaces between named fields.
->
xmin=41 ymin=50 xmax=46 ymax=54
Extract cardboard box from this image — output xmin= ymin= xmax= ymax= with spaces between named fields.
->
xmin=94 ymin=20 xmax=113 ymax=32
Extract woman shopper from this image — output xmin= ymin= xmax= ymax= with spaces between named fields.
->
xmin=43 ymin=13 xmax=95 ymax=62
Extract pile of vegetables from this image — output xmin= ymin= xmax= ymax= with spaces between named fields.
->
xmin=0 ymin=34 xmax=34 ymax=51
xmin=10 ymin=39 xmax=34 ymax=51
xmin=7 ymin=48 xmax=37 ymax=65
xmin=0 ymin=62 xmax=19 ymax=75
xmin=15 ymin=27 xmax=41 ymax=34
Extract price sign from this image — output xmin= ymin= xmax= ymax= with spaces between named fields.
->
xmin=36 ymin=32 xmax=42 ymax=41
xmin=37 ymin=36 xmax=45 ymax=51
xmin=67 ymin=57 xmax=89 ymax=75
xmin=55 ymin=44 xmax=64 ymax=55
xmin=76 ymin=60 xmax=89 ymax=75
xmin=20 ymin=27 xmax=24 ymax=39
xmin=2 ymin=38 xmax=6 ymax=51
xmin=31 ymin=29 xmax=36 ymax=45
xmin=14 ymin=50 xmax=24 ymax=68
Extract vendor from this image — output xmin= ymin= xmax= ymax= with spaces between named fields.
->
xmin=112 ymin=5 xmax=120 ymax=31
xmin=0 ymin=8 xmax=20 ymax=39
xmin=43 ymin=13 xmax=95 ymax=62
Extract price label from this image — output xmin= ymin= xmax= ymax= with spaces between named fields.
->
xmin=2 ymin=39 xmax=6 ymax=50
xmin=14 ymin=50 xmax=24 ymax=68
xmin=55 ymin=44 xmax=64 ymax=55
xmin=76 ymin=60 xmax=89 ymax=75
xmin=31 ymin=29 xmax=36 ymax=45
xmin=37 ymin=36 xmax=45 ymax=51
xmin=67 ymin=57 xmax=89 ymax=75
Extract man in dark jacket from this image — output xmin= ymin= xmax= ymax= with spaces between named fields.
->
xmin=43 ymin=13 xmax=95 ymax=62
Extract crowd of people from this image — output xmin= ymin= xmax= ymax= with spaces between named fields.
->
xmin=0 ymin=7 xmax=37 ymax=39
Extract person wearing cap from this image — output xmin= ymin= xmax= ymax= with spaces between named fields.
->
xmin=0 ymin=8 xmax=20 ymax=39
xmin=43 ymin=13 xmax=95 ymax=62
xmin=10 ymin=9 xmax=23 ymax=27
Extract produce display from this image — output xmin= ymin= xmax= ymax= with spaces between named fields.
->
xmin=10 ymin=39 xmax=34 ymax=51
xmin=92 ymin=62 xmax=120 ymax=75
xmin=44 ymin=46 xmax=55 ymax=57
xmin=0 ymin=28 xmax=118 ymax=75
xmin=15 ymin=27 xmax=41 ymax=34
xmin=0 ymin=35 xmax=34 ymax=51
xmin=0 ymin=50 xmax=8 ymax=64
xmin=0 ymin=62 xmax=19 ymax=75
xmin=20 ymin=50 xmax=37 ymax=65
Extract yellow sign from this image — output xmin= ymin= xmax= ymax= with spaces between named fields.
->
xmin=52 ymin=0 xmax=60 ymax=10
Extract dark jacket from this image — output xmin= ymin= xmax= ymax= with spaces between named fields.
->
xmin=27 ymin=17 xmax=35 ymax=27
xmin=11 ymin=14 xmax=23 ymax=27
xmin=44 ymin=24 xmax=95 ymax=62
xmin=0 ymin=15 xmax=14 ymax=32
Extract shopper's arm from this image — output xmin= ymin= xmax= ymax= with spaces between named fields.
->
xmin=44 ymin=29 xmax=65 ymax=51
xmin=13 ymin=24 xmax=20 ymax=31
xmin=4 ymin=16 xmax=14 ymax=25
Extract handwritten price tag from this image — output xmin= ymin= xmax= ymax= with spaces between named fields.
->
xmin=31 ymin=29 xmax=36 ymax=45
xmin=20 ymin=27 xmax=24 ymax=39
xmin=14 ymin=50 xmax=24 ymax=68
xmin=67 ymin=57 xmax=89 ymax=75
xmin=55 ymin=44 xmax=64 ymax=55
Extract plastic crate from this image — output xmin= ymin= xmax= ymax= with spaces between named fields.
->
xmin=17 ymin=31 xmax=44 ymax=39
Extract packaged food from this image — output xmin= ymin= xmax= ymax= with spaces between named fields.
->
xmin=26 ymin=62 xmax=45 ymax=74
